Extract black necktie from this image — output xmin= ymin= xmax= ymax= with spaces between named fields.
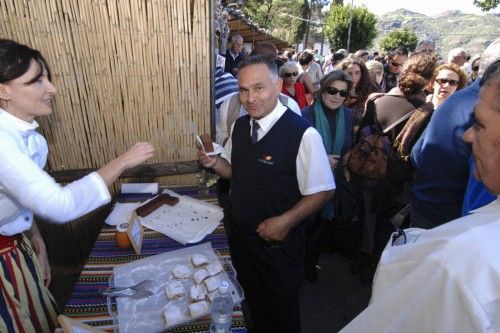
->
xmin=252 ymin=120 xmax=260 ymax=144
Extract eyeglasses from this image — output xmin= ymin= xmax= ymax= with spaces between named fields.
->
xmin=325 ymin=87 xmax=349 ymax=97
xmin=391 ymin=229 xmax=407 ymax=246
xmin=472 ymin=66 xmax=479 ymax=71
xmin=282 ymin=72 xmax=298 ymax=78
xmin=436 ymin=78 xmax=459 ymax=86
xmin=391 ymin=62 xmax=405 ymax=67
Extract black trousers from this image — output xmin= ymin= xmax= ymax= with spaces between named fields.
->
xmin=228 ymin=222 xmax=305 ymax=333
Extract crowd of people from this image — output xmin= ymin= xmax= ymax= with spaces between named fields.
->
xmin=0 ymin=31 xmax=499 ymax=332
xmin=211 ymin=34 xmax=500 ymax=332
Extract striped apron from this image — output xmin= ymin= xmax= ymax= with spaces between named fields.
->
xmin=0 ymin=234 xmax=58 ymax=333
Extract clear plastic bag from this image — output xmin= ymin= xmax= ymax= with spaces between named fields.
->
xmin=106 ymin=242 xmax=243 ymax=333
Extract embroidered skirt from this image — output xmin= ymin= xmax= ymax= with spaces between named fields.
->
xmin=0 ymin=235 xmax=58 ymax=333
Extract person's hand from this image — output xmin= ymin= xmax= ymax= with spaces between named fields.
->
xmin=119 ymin=142 xmax=155 ymax=169
xmin=30 ymin=235 xmax=51 ymax=287
xmin=328 ymin=155 xmax=340 ymax=169
xmin=256 ymin=215 xmax=291 ymax=243
xmin=197 ymin=147 xmax=218 ymax=168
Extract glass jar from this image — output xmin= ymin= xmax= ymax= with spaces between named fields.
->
xmin=115 ymin=223 xmax=131 ymax=249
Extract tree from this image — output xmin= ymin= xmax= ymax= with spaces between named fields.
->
xmin=297 ymin=0 xmax=310 ymax=46
xmin=379 ymin=27 xmax=418 ymax=52
xmin=242 ymin=0 xmax=305 ymax=45
xmin=300 ymin=0 xmax=330 ymax=48
xmin=324 ymin=5 xmax=377 ymax=52
xmin=306 ymin=0 xmax=330 ymax=45
xmin=473 ymin=0 xmax=499 ymax=11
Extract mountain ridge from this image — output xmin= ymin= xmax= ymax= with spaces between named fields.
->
xmin=374 ymin=9 xmax=500 ymax=57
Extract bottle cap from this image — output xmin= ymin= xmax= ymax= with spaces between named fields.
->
xmin=218 ymin=280 xmax=229 ymax=294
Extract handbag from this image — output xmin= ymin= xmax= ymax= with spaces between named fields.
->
xmin=344 ymin=127 xmax=389 ymax=180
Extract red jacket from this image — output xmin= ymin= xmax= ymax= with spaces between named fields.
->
xmin=282 ymin=82 xmax=308 ymax=110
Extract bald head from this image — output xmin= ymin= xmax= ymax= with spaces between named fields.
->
xmin=448 ymin=48 xmax=467 ymax=66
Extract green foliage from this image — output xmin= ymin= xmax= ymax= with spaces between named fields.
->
xmin=379 ymin=27 xmax=418 ymax=52
xmin=324 ymin=5 xmax=377 ymax=52
xmin=473 ymin=0 xmax=499 ymax=11
xmin=295 ymin=0 xmax=309 ymax=45
xmin=242 ymin=0 xmax=306 ymax=45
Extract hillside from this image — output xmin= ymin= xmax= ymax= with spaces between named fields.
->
xmin=374 ymin=8 xmax=500 ymax=57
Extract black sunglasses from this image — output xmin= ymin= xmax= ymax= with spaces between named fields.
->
xmin=436 ymin=78 xmax=459 ymax=86
xmin=282 ymin=71 xmax=298 ymax=78
xmin=325 ymin=87 xmax=349 ymax=97
xmin=391 ymin=62 xmax=404 ymax=67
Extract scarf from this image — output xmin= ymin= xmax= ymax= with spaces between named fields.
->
xmin=313 ymin=98 xmax=345 ymax=156
xmin=393 ymin=102 xmax=434 ymax=161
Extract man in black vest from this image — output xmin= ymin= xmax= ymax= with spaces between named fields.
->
xmin=199 ymin=55 xmax=335 ymax=333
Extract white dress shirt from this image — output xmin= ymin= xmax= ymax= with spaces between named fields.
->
xmin=221 ymin=102 xmax=335 ymax=196
xmin=0 ymin=109 xmax=111 ymax=236
xmin=341 ymin=197 xmax=500 ymax=333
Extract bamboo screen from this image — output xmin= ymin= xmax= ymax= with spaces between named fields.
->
xmin=0 ymin=0 xmax=211 ymax=186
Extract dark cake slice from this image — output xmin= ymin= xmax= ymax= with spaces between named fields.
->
xmin=135 ymin=193 xmax=180 ymax=217
xmin=199 ymin=134 xmax=214 ymax=153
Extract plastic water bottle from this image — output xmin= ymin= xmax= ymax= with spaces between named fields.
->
xmin=210 ymin=280 xmax=233 ymax=333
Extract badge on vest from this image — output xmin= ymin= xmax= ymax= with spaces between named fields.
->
xmin=258 ymin=154 xmax=274 ymax=165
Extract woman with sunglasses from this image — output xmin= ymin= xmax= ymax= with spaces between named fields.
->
xmin=427 ymin=63 xmax=467 ymax=108
xmin=279 ymin=61 xmax=308 ymax=110
xmin=302 ymin=70 xmax=354 ymax=170
xmin=301 ymin=70 xmax=354 ymax=281
xmin=0 ymin=39 xmax=154 ymax=332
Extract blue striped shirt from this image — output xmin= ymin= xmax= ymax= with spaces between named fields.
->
xmin=214 ymin=66 xmax=239 ymax=109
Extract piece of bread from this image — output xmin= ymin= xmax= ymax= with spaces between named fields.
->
xmin=199 ymin=134 xmax=214 ymax=153
xmin=204 ymin=275 xmax=221 ymax=292
xmin=163 ymin=305 xmax=186 ymax=326
xmin=172 ymin=264 xmax=192 ymax=279
xmin=165 ymin=280 xmax=185 ymax=300
xmin=190 ymin=284 xmax=207 ymax=301
xmin=188 ymin=300 xmax=209 ymax=318
xmin=193 ymin=268 xmax=209 ymax=284
xmin=191 ymin=254 xmax=210 ymax=267
xmin=205 ymin=261 xmax=223 ymax=277
xmin=135 ymin=193 xmax=179 ymax=217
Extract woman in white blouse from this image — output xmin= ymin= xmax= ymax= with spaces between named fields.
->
xmin=0 ymin=38 xmax=154 ymax=332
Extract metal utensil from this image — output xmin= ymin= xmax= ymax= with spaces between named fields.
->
xmin=100 ymin=279 xmax=154 ymax=299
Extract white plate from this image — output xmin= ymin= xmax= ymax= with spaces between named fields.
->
xmin=139 ymin=191 xmax=223 ymax=245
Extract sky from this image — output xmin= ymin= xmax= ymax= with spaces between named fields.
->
xmin=348 ymin=0 xmax=499 ymax=17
